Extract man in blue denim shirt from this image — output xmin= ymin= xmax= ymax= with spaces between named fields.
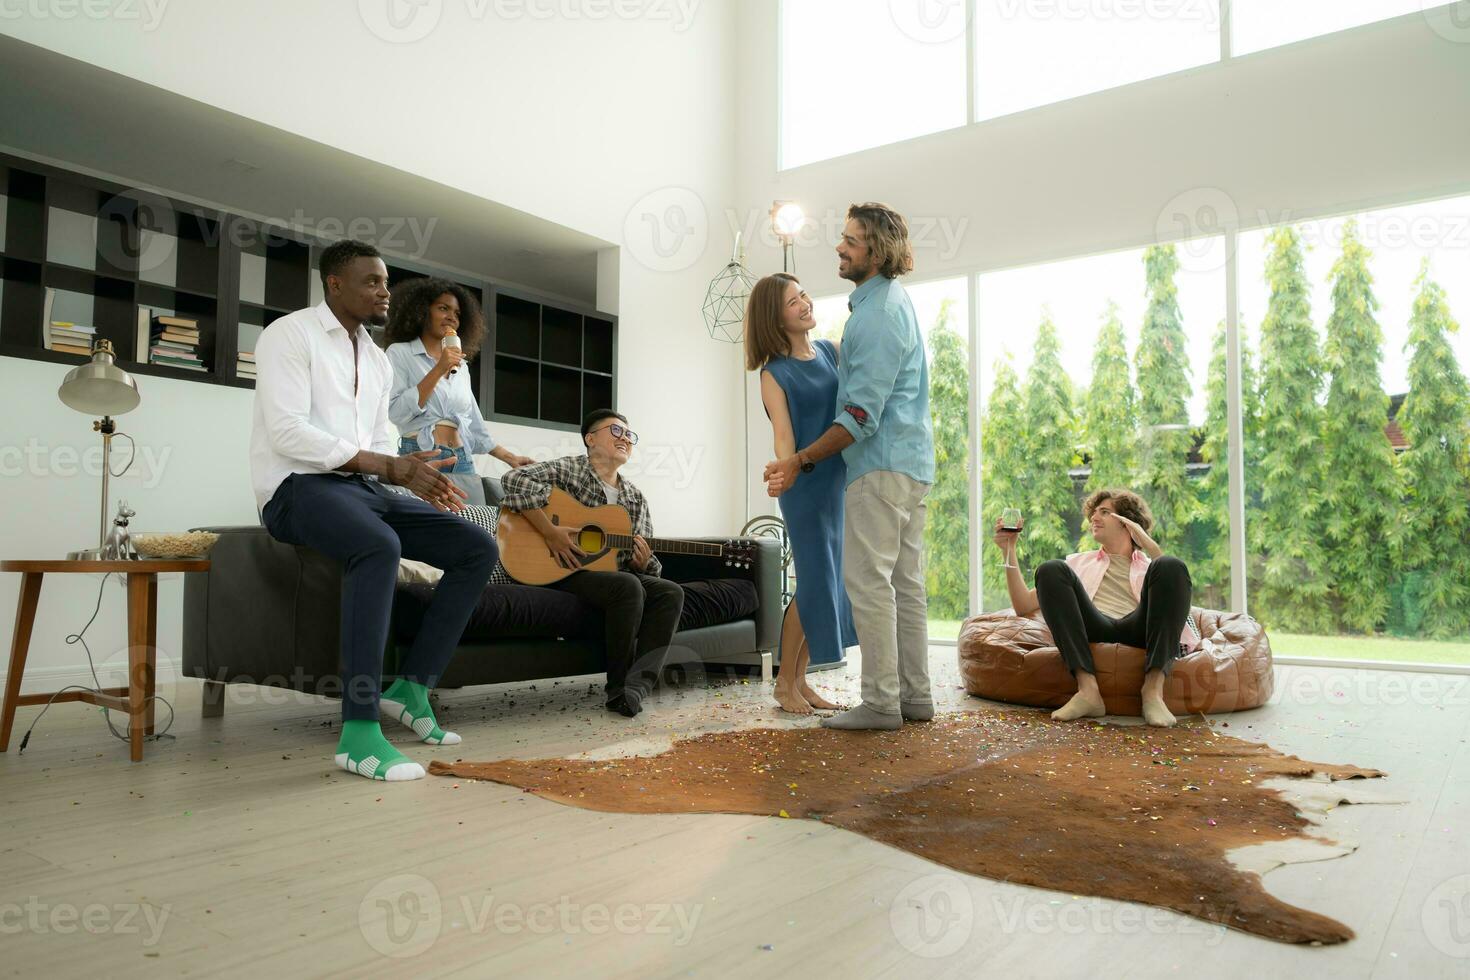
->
xmin=765 ymin=203 xmax=936 ymax=731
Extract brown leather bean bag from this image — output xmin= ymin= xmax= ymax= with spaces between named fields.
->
xmin=957 ymin=608 xmax=1274 ymax=716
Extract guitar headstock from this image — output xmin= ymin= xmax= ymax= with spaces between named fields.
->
xmin=721 ymin=539 xmax=758 ymax=571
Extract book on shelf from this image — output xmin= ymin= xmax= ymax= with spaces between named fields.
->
xmin=237 ymin=350 xmax=256 ymax=362
xmin=150 ymin=345 xmax=202 ymax=359
xmin=50 ymin=322 xmax=98 ymax=354
xmin=136 ymin=306 xmax=152 ymax=363
xmin=41 ymin=287 xmax=55 ymax=350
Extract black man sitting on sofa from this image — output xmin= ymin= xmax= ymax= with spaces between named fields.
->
xmin=250 ymin=239 xmax=498 ymax=782
xmin=498 ymin=410 xmax=684 ymax=718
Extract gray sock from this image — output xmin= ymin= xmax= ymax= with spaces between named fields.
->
xmin=900 ymin=701 xmax=935 ymax=722
xmin=820 ymin=703 xmax=902 ymax=731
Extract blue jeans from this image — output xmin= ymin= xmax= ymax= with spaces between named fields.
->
xmin=261 ymin=473 xmax=497 ymax=721
xmin=398 ymin=437 xmax=475 ymax=474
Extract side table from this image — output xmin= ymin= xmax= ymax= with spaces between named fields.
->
xmin=1 ymin=559 xmax=210 ymax=762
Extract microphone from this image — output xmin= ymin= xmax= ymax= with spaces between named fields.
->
xmin=443 ymin=328 xmax=461 ymax=377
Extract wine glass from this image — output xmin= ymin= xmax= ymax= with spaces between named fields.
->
xmin=1000 ymin=507 xmax=1022 ymax=533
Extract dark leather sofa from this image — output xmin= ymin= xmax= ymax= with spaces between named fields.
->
xmin=180 ymin=475 xmax=781 ymax=714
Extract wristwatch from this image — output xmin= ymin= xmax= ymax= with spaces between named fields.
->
xmin=798 ymin=451 xmax=815 ymax=474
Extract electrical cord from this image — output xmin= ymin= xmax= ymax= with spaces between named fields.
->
xmin=18 ymin=571 xmax=175 ymax=753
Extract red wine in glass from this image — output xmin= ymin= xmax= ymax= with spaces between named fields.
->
xmin=1000 ymin=508 xmax=1022 ymax=533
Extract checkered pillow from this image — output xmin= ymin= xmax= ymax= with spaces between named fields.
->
xmin=458 ymin=504 xmax=498 ymax=538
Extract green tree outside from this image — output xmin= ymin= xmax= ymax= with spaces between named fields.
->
xmin=1079 ymin=301 xmax=1138 ymax=547
xmin=1394 ymin=263 xmax=1470 ymax=638
xmin=1134 ymin=245 xmax=1198 ymax=555
xmin=1022 ymin=313 xmax=1081 ymax=572
xmin=980 ymin=356 xmax=1028 ymax=608
xmin=924 ymin=300 xmax=971 ymax=619
xmin=1194 ymin=319 xmax=1260 ymax=609
xmin=1254 ymin=227 xmax=1335 ymax=633
xmin=1320 ymin=221 xmax=1400 ymax=632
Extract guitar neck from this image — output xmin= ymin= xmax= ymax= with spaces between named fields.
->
xmin=603 ymin=533 xmax=723 ymax=557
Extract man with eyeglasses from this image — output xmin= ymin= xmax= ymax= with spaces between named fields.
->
xmin=498 ymin=409 xmax=683 ymax=717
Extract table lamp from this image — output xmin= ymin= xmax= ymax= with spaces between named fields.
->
xmin=58 ymin=339 xmax=141 ymax=560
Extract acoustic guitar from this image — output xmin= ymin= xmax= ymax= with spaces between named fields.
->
xmin=498 ymin=487 xmax=756 ymax=586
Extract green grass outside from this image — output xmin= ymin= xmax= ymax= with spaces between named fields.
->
xmin=927 ymin=619 xmax=1468 ymax=666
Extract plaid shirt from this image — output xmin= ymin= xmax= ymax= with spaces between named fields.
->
xmin=498 ymin=454 xmax=661 ymax=582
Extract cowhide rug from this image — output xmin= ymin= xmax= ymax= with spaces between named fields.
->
xmin=430 ymin=710 xmax=1386 ymax=945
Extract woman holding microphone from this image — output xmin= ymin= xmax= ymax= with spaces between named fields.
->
xmin=383 ymin=277 xmax=533 ymax=473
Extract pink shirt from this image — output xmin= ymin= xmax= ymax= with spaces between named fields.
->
xmin=1063 ymin=549 xmax=1201 ymax=652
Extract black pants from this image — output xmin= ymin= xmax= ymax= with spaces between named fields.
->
xmin=1034 ymin=556 xmax=1192 ymax=677
xmin=551 ymin=571 xmax=684 ymax=700
xmin=261 ymin=474 xmax=497 ymax=721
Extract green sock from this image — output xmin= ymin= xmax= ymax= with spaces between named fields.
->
xmin=379 ymin=679 xmax=461 ymax=746
xmin=334 ymin=720 xmax=425 ymax=781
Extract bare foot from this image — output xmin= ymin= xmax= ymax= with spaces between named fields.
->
xmin=1051 ymin=691 xmax=1106 ymax=722
xmin=774 ymin=683 xmax=813 ymax=715
xmin=1142 ymin=697 xmax=1177 ymax=728
xmin=798 ymin=684 xmax=842 ymax=710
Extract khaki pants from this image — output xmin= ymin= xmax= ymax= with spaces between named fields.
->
xmin=842 ymin=470 xmax=931 ymax=714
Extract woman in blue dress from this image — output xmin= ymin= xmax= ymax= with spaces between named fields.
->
xmin=745 ymin=273 xmax=858 ymax=714
xmin=383 ymin=278 xmax=533 ymax=473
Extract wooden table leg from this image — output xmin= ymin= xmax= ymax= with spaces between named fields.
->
xmin=126 ymin=573 xmax=153 ymax=762
xmin=1 ymin=573 xmax=43 ymax=752
xmin=145 ymin=574 xmax=158 ymax=736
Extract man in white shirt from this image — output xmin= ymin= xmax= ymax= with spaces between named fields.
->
xmin=250 ymin=240 xmax=497 ymax=782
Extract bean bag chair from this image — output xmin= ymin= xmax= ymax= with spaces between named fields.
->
xmin=957 ymin=608 xmax=1274 ymax=716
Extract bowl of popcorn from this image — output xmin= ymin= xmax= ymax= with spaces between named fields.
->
xmin=131 ymin=531 xmax=220 ymax=560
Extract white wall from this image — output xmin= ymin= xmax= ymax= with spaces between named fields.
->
xmin=0 ymin=2 xmax=740 ymax=691
xmin=731 ymin=0 xmax=1470 ymax=511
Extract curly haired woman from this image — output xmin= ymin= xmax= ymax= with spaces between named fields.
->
xmin=382 ymin=277 xmax=532 ymax=473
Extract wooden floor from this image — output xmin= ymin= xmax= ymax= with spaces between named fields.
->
xmin=1 ymin=651 xmax=1467 ymax=979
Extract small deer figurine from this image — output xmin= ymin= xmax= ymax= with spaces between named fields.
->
xmin=102 ymin=500 xmax=138 ymax=560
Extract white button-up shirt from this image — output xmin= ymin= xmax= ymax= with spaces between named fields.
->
xmin=249 ymin=301 xmax=394 ymax=511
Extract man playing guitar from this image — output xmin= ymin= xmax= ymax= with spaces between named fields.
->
xmin=498 ymin=410 xmax=684 ymax=717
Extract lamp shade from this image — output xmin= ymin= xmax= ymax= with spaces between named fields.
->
xmin=58 ymin=339 xmax=140 ymax=416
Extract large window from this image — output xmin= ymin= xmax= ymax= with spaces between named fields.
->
xmin=780 ymin=0 xmax=966 ymax=169
xmin=811 ymin=276 xmax=972 ymax=640
xmin=1237 ymin=196 xmax=1470 ymax=662
xmin=976 ymin=242 xmax=1227 ymax=612
xmin=976 ymin=1 xmax=1220 ymax=121
xmin=779 ymin=1 xmax=1459 ymax=168
xmin=1232 ymin=0 xmax=1445 ymax=56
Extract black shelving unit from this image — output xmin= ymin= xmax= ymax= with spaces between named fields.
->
xmin=487 ymin=288 xmax=618 ymax=432
xmin=0 ymin=151 xmax=617 ymax=421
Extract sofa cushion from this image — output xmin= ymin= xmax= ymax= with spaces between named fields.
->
xmin=395 ymin=582 xmax=592 ymax=642
xmin=678 ymin=578 xmax=759 ymax=632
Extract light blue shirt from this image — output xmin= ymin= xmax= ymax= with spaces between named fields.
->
xmin=832 ymin=275 xmax=934 ymax=487
xmin=385 ymin=339 xmax=497 ymax=454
